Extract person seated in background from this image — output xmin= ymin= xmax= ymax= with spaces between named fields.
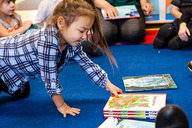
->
xmin=94 ymin=0 xmax=153 ymax=45
xmin=34 ymin=0 xmax=62 ymax=27
xmin=34 ymin=0 xmax=102 ymax=57
xmin=0 ymin=0 xmax=32 ymax=37
xmin=155 ymin=105 xmax=189 ymax=128
xmin=153 ymin=0 xmax=192 ymax=50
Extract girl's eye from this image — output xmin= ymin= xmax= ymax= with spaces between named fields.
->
xmin=79 ymin=30 xmax=84 ymax=33
xmin=5 ymin=0 xmax=10 ymax=4
xmin=5 ymin=0 xmax=14 ymax=4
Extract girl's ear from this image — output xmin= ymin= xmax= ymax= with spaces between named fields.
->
xmin=57 ymin=16 xmax=65 ymax=29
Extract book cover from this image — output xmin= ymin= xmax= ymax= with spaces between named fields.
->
xmin=122 ymin=74 xmax=178 ymax=92
xmin=101 ymin=5 xmax=140 ymax=20
xmin=103 ymin=93 xmax=166 ymax=112
xmin=98 ymin=117 xmax=155 ymax=128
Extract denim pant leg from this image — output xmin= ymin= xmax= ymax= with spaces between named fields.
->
xmin=119 ymin=8 xmax=146 ymax=43
xmin=98 ymin=9 xmax=119 ymax=44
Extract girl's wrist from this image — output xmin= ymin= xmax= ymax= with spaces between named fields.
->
xmin=56 ymin=102 xmax=65 ymax=109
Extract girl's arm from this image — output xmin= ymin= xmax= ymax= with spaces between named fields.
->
xmin=0 ymin=20 xmax=32 ymax=37
xmin=105 ymin=80 xmax=123 ymax=98
xmin=171 ymin=5 xmax=182 ymax=19
xmin=94 ymin=0 xmax=118 ymax=19
xmin=51 ymin=94 xmax=81 ymax=117
xmin=72 ymin=48 xmax=122 ymax=97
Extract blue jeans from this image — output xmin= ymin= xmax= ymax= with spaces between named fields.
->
xmin=98 ymin=8 xmax=146 ymax=44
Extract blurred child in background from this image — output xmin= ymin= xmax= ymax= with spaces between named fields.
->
xmin=34 ymin=0 xmax=62 ymax=27
xmin=156 ymin=105 xmax=189 ymax=128
xmin=0 ymin=0 xmax=32 ymax=37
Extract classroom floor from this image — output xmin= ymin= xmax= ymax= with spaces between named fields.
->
xmin=1 ymin=41 xmax=192 ymax=127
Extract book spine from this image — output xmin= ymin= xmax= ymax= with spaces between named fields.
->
xmin=104 ymin=115 xmax=156 ymax=119
xmin=104 ymin=113 xmax=157 ymax=116
xmin=103 ymin=110 xmax=157 ymax=114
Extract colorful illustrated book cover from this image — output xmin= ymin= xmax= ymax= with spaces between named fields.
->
xmin=101 ymin=5 xmax=140 ymax=20
xmin=122 ymin=74 xmax=178 ymax=92
xmin=98 ymin=117 xmax=155 ymax=128
xmin=103 ymin=93 xmax=166 ymax=112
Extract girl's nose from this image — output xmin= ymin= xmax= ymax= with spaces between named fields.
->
xmin=10 ymin=2 xmax=15 ymax=8
xmin=82 ymin=34 xmax=86 ymax=40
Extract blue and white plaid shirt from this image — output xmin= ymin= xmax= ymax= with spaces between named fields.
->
xmin=0 ymin=27 xmax=108 ymax=96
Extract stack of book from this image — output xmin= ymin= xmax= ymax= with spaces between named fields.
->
xmin=103 ymin=93 xmax=166 ymax=119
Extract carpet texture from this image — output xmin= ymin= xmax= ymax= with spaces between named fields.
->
xmin=0 ymin=44 xmax=192 ymax=128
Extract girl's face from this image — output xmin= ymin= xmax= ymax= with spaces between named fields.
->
xmin=58 ymin=16 xmax=94 ymax=47
xmin=0 ymin=0 xmax=15 ymax=16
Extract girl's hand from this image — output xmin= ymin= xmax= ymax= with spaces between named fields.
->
xmin=104 ymin=4 xmax=118 ymax=19
xmin=178 ymin=22 xmax=191 ymax=42
xmin=105 ymin=80 xmax=123 ymax=98
xmin=22 ymin=20 xmax=33 ymax=30
xmin=57 ymin=102 xmax=81 ymax=117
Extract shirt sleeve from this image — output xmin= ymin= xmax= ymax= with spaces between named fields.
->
xmin=180 ymin=7 xmax=192 ymax=24
xmin=72 ymin=45 xmax=108 ymax=88
xmin=38 ymin=34 xmax=63 ymax=96
xmin=171 ymin=0 xmax=181 ymax=7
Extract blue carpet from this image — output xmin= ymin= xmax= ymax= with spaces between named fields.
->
xmin=1 ymin=44 xmax=192 ymax=128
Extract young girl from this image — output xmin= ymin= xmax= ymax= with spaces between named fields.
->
xmin=0 ymin=0 xmax=122 ymax=117
xmin=34 ymin=0 xmax=102 ymax=57
xmin=0 ymin=0 xmax=32 ymax=37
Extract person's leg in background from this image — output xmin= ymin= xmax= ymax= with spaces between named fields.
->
xmin=153 ymin=19 xmax=179 ymax=49
xmin=168 ymin=21 xmax=192 ymax=50
xmin=98 ymin=9 xmax=119 ymax=45
xmin=81 ymin=40 xmax=103 ymax=57
xmin=81 ymin=9 xmax=118 ymax=57
xmin=119 ymin=8 xmax=146 ymax=43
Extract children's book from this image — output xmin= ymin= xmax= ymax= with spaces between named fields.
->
xmin=122 ymin=74 xmax=178 ymax=92
xmin=103 ymin=111 xmax=157 ymax=114
xmin=101 ymin=5 xmax=140 ymax=20
xmin=104 ymin=115 xmax=156 ymax=119
xmin=103 ymin=93 xmax=166 ymax=113
xmin=104 ymin=112 xmax=157 ymax=118
xmin=98 ymin=117 xmax=155 ymax=128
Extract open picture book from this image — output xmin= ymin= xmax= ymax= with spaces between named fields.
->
xmin=122 ymin=74 xmax=178 ymax=92
xmin=101 ymin=5 xmax=140 ymax=20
